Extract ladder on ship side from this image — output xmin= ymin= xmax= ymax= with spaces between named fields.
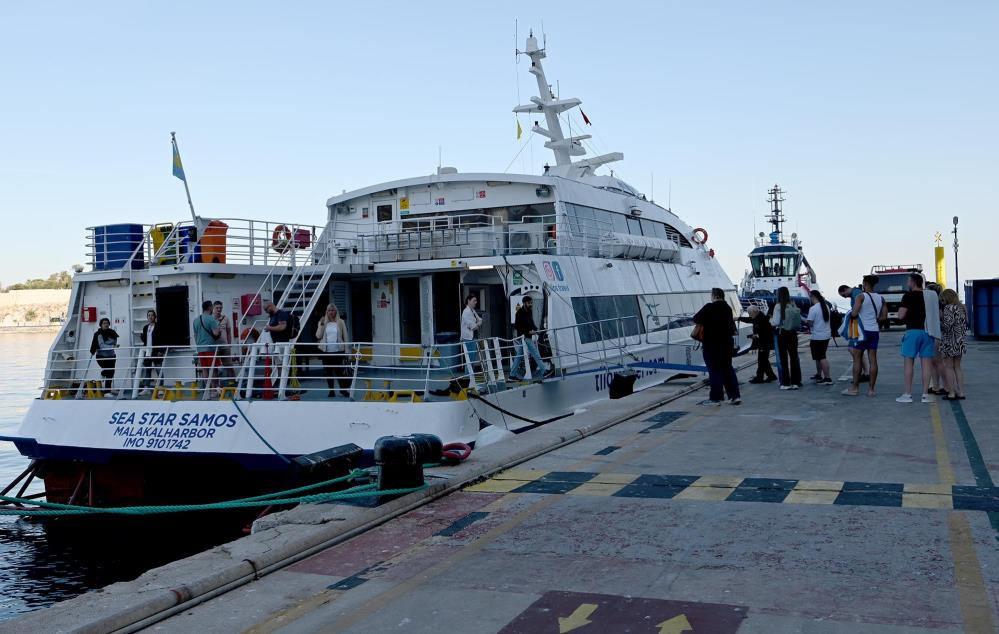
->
xmin=236 ymin=226 xmax=337 ymax=398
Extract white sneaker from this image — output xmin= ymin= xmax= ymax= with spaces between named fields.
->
xmin=779 ymin=385 xmax=794 ymax=391
xmin=103 ymin=392 xmax=116 ymax=399
xmin=139 ymin=388 xmax=151 ymax=396
xmin=896 ymin=393 xmax=913 ymax=403
xmin=921 ymin=393 xmax=934 ymax=403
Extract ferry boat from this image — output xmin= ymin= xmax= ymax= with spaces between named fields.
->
xmin=2 ymin=33 xmax=745 ymax=506
xmin=739 ymin=185 xmax=820 ymax=312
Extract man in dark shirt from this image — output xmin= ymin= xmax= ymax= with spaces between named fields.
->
xmin=509 ymin=296 xmax=551 ymax=381
xmin=739 ymin=306 xmax=777 ymax=384
xmin=264 ymin=301 xmax=292 ymax=343
xmin=897 ymin=273 xmax=935 ymax=403
xmin=693 ymin=288 xmax=741 ymax=405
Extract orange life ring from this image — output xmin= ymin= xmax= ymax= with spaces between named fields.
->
xmin=691 ymin=227 xmax=708 ymax=245
xmin=271 ymin=225 xmax=292 ymax=253
xmin=239 ymin=327 xmax=260 ymax=354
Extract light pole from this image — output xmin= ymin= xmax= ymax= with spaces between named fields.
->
xmin=952 ymin=216 xmax=960 ymax=291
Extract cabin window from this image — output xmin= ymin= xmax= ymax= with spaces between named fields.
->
xmin=376 ymin=204 xmax=393 ymax=222
xmin=626 ymin=216 xmax=643 ymax=236
xmin=611 ymin=213 xmax=629 ymax=234
xmin=571 ymin=295 xmax=646 ymax=344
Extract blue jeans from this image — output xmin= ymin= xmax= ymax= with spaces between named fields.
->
xmin=510 ymin=337 xmax=549 ymax=379
xmin=703 ymin=348 xmax=740 ymax=402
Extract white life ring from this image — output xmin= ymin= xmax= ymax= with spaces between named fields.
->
xmin=691 ymin=227 xmax=709 ymax=245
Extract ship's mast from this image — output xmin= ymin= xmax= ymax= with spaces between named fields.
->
xmin=514 ymin=32 xmax=622 ymax=177
xmin=766 ymin=184 xmax=786 ymax=244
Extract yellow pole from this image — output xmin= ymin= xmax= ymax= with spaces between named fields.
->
xmin=935 ymin=235 xmax=947 ymax=289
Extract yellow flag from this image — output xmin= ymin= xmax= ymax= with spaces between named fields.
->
xmin=516 ymin=119 xmax=523 ymax=140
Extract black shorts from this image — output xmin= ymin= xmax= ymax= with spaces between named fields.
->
xmin=810 ymin=339 xmax=830 ymax=361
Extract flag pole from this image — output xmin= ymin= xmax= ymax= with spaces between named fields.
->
xmin=171 ymin=131 xmax=198 ymax=223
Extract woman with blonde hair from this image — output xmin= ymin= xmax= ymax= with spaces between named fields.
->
xmin=316 ymin=304 xmax=351 ymax=398
xmin=938 ymin=288 xmax=967 ymax=400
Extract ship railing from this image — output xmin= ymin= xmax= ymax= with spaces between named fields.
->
xmin=42 ymin=315 xmax=647 ymax=401
xmin=329 ymin=211 xmax=559 ymax=262
xmin=84 ymin=218 xmax=326 ymax=272
xmin=558 ymin=214 xmax=684 ymax=260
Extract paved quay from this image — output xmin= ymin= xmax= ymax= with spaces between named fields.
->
xmin=7 ymin=332 xmax=998 ymax=633
xmin=136 ymin=332 xmax=999 ymax=634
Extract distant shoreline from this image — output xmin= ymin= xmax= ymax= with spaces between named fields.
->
xmin=0 ymin=325 xmax=61 ymax=335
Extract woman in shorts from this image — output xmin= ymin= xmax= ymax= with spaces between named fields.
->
xmin=805 ymin=290 xmax=833 ymax=385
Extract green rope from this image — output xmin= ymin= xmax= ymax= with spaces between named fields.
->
xmin=0 ymin=469 xmax=426 ymax=517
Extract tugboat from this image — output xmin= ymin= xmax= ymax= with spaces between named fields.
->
xmin=740 ymin=184 xmax=820 ymax=313
xmin=1 ymin=32 xmax=747 ymax=508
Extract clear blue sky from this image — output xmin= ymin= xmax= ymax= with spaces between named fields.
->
xmin=1 ymin=1 xmax=995 ymax=291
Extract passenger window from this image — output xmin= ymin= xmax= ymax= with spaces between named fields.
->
xmin=376 ymin=204 xmax=393 ymax=222
xmin=611 ymin=213 xmax=629 ymax=234
xmin=627 ymin=216 xmax=642 ymax=236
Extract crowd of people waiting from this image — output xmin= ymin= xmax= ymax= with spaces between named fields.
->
xmin=692 ymin=273 xmax=969 ymax=406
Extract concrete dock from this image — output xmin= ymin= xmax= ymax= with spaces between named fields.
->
xmin=10 ymin=332 xmax=999 ymax=633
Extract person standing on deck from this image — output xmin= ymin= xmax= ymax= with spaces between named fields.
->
xmin=509 ymin=296 xmax=552 ymax=381
xmin=316 ymin=304 xmax=352 ymax=399
xmin=459 ymin=294 xmax=483 ymax=367
xmin=139 ymin=310 xmax=165 ymax=394
xmin=192 ymin=301 xmax=222 ymax=396
xmin=896 ymin=274 xmax=939 ymax=403
xmin=693 ymin=288 xmax=741 ymax=406
xmin=213 ymin=301 xmax=234 ymax=378
xmin=89 ymin=317 xmax=120 ymax=398
xmin=263 ymin=301 xmax=291 ymax=343
xmin=739 ymin=306 xmax=777 ymax=384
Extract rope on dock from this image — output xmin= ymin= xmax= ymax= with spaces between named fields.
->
xmin=0 ymin=468 xmax=426 ymax=517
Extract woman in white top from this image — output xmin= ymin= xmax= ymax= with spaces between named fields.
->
xmin=316 ymin=304 xmax=350 ymax=398
xmin=805 ymin=290 xmax=833 ymax=384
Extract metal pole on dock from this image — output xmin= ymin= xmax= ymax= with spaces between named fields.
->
xmin=952 ymin=216 xmax=960 ymax=291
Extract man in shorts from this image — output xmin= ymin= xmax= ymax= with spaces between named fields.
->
xmin=842 ymin=275 xmax=885 ymax=397
xmin=192 ymin=300 xmax=222 ymax=395
xmin=896 ymin=273 xmax=937 ymax=403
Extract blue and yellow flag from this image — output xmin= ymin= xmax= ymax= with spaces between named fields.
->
xmin=172 ymin=138 xmax=186 ymax=182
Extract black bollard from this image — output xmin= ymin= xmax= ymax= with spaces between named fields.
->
xmin=609 ymin=372 xmax=638 ymax=399
xmin=374 ymin=434 xmax=443 ymax=490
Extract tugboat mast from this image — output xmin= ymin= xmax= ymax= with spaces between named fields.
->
xmin=766 ymin=184 xmax=787 ymax=244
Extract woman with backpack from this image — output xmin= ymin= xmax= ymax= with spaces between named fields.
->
xmin=805 ymin=290 xmax=833 ymax=385
xmin=770 ymin=286 xmax=802 ymax=390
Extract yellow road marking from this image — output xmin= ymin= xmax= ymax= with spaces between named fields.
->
xmin=904 ymin=483 xmax=953 ymax=495
xmin=491 ymin=468 xmax=548 ymax=481
xmin=687 ymin=475 xmax=743 ymax=488
xmin=903 ymin=493 xmax=953 ymax=509
xmin=949 ymin=513 xmax=997 ymax=633
xmin=930 ymin=402 xmax=957 ymax=486
xmin=673 ymin=485 xmax=736 ymax=501
xmin=465 ymin=478 xmax=524 ymax=493
xmin=566 ymin=482 xmax=627 ymax=497
xmin=243 ymin=588 xmax=344 ymax=634
xmin=784 ymin=489 xmax=839 ymax=505
xmin=588 ymin=472 xmax=640 ymax=484
xmin=929 ymin=401 xmax=997 ymax=633
xmin=793 ymin=480 xmax=844 ymax=492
